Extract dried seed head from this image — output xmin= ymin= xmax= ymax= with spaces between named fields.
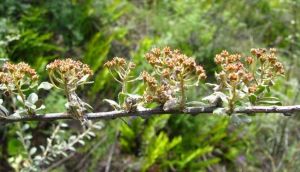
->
xmin=142 ymin=71 xmax=157 ymax=89
xmin=214 ymin=54 xmax=224 ymax=65
xmin=270 ymin=48 xmax=277 ymax=53
xmin=163 ymin=47 xmax=171 ymax=55
xmin=2 ymin=62 xmax=38 ymax=83
xmin=0 ymin=72 xmax=12 ymax=84
xmin=274 ymin=62 xmax=284 ymax=74
xmin=268 ymin=54 xmax=277 ymax=64
xmin=220 ymin=50 xmax=229 ymax=57
xmin=47 ymin=58 xmax=93 ymax=82
xmin=228 ymin=73 xmax=238 ymax=83
xmin=104 ymin=57 xmax=128 ymax=69
xmin=246 ymin=56 xmax=254 ymax=65
xmin=151 ymin=48 xmax=161 ymax=57
xmin=46 ymin=58 xmax=93 ymax=78
xmin=248 ymin=84 xmax=257 ymax=93
xmin=145 ymin=47 xmax=206 ymax=81
xmin=243 ymin=73 xmax=254 ymax=84
xmin=143 ymin=47 xmax=206 ymax=105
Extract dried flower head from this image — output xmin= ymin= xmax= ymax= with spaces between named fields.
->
xmin=0 ymin=62 xmax=39 ymax=90
xmin=46 ymin=59 xmax=93 ymax=125
xmin=3 ymin=62 xmax=38 ymax=81
xmin=213 ymin=48 xmax=285 ymax=111
xmin=0 ymin=62 xmax=40 ymax=115
xmin=248 ymin=84 xmax=257 ymax=93
xmin=143 ymin=47 xmax=206 ymax=109
xmin=0 ymin=72 xmax=12 ymax=85
xmin=104 ymin=57 xmax=139 ymax=111
xmin=104 ymin=57 xmax=136 ymax=83
xmin=145 ymin=47 xmax=206 ymax=81
xmin=46 ymin=58 xmax=93 ymax=81
xmin=246 ymin=56 xmax=254 ymax=65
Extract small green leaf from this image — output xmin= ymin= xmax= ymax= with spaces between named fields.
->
xmin=254 ymin=85 xmax=267 ymax=95
xmin=38 ymin=82 xmax=53 ymax=90
xmin=249 ymin=94 xmax=257 ymax=104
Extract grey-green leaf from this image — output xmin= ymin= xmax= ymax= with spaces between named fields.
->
xmin=38 ymin=82 xmax=53 ymax=90
xmin=103 ymin=99 xmax=121 ymax=109
xmin=27 ymin=93 xmax=38 ymax=104
xmin=213 ymin=108 xmax=227 ymax=116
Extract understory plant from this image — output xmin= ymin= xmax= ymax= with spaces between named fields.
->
xmin=8 ymin=121 xmax=103 ymax=172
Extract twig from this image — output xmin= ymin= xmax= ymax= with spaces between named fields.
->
xmin=43 ymin=152 xmax=76 ymax=172
xmin=1 ymin=105 xmax=300 ymax=123
xmin=74 ymin=136 xmax=108 ymax=170
xmin=105 ymin=132 xmax=118 ymax=172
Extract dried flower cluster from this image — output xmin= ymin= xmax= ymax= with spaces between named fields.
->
xmin=0 ymin=62 xmax=40 ymax=115
xmin=104 ymin=57 xmax=138 ymax=111
xmin=0 ymin=62 xmax=38 ymax=91
xmin=104 ymin=57 xmax=136 ymax=84
xmin=213 ymin=48 xmax=285 ymax=112
xmin=47 ymin=59 xmax=93 ymax=125
xmin=142 ymin=71 xmax=172 ymax=104
xmin=250 ymin=48 xmax=285 ymax=80
xmin=144 ymin=47 xmax=206 ymax=109
xmin=215 ymin=51 xmax=252 ymax=90
xmin=46 ymin=58 xmax=93 ymax=90
xmin=145 ymin=47 xmax=206 ymax=81
xmin=104 ymin=57 xmax=135 ymax=80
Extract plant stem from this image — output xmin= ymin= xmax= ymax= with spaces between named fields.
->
xmin=179 ymin=74 xmax=185 ymax=110
xmin=17 ymin=123 xmax=33 ymax=163
xmin=228 ymin=84 xmax=236 ymax=114
xmin=14 ymin=80 xmax=33 ymax=115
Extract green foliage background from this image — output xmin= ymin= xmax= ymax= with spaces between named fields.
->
xmin=1 ymin=0 xmax=300 ymax=171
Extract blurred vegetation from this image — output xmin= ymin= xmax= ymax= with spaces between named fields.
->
xmin=0 ymin=0 xmax=300 ymax=171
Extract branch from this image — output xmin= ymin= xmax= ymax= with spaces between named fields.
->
xmin=1 ymin=105 xmax=300 ymax=123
